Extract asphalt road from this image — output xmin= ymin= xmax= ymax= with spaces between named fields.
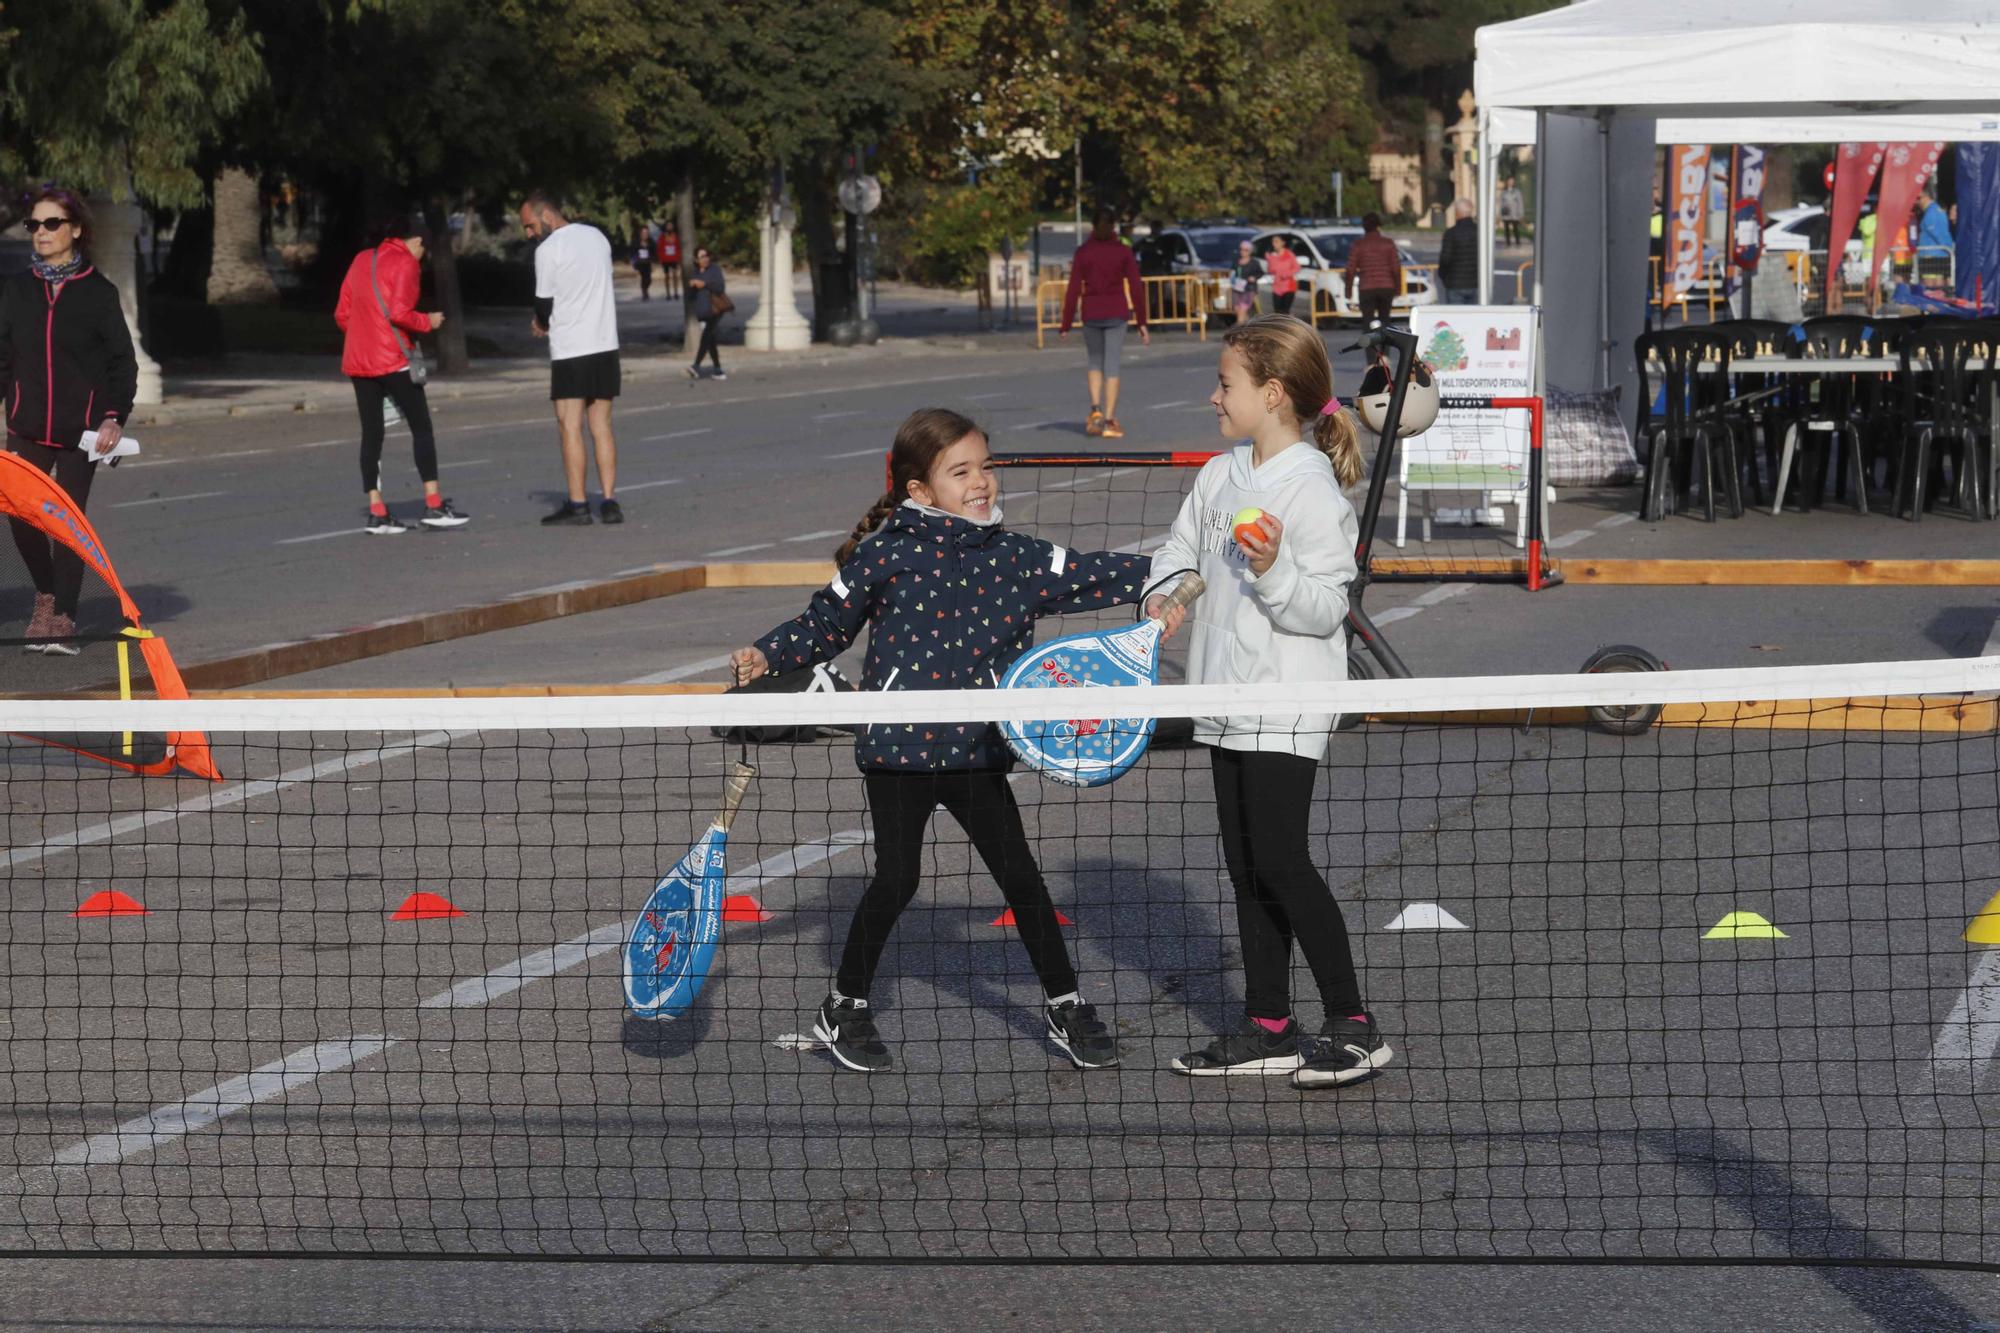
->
xmin=5 ymin=319 xmax=2000 ymax=1329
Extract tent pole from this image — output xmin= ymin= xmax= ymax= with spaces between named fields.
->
xmin=1532 ymin=112 xmax=1546 ymax=307
xmin=1599 ymin=113 xmax=1612 ymax=387
xmin=1478 ymin=105 xmax=1495 ymax=303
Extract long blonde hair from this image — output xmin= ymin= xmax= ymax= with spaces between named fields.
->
xmin=834 ymin=408 xmax=984 ymax=564
xmin=1221 ymin=315 xmax=1362 ymax=487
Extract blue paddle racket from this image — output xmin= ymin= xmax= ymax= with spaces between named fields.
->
xmin=999 ymin=574 xmax=1205 ymax=787
xmin=624 ymin=761 xmax=757 ymax=1018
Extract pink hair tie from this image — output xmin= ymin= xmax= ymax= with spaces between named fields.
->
xmin=1321 ymin=397 xmax=1342 ymax=417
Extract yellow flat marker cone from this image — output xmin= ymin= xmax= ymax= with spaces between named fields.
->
xmin=1965 ymin=890 xmax=2000 ymax=945
xmin=1704 ymin=910 xmax=1788 ymax=940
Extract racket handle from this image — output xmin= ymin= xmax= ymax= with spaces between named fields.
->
xmin=716 ymin=761 xmax=758 ymax=832
xmin=1154 ymin=573 xmax=1206 ymax=618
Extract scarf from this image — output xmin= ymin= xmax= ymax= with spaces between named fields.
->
xmin=30 ymin=252 xmax=86 ymax=285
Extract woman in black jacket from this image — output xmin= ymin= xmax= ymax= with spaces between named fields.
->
xmin=685 ymin=247 xmax=727 ymax=381
xmin=1 ymin=187 xmax=137 ymax=655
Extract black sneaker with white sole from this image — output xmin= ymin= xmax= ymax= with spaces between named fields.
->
xmin=1170 ymin=1017 xmax=1303 ymax=1076
xmin=365 ymin=510 xmax=408 ymax=535
xmin=420 ymin=498 xmax=470 ymax=529
xmin=813 ymin=994 xmax=891 ymax=1073
xmin=1293 ymin=1014 xmax=1394 ymax=1089
xmin=1046 ymin=999 xmax=1119 ymax=1069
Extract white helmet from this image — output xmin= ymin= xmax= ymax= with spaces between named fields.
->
xmin=1354 ymin=359 xmax=1440 ymax=437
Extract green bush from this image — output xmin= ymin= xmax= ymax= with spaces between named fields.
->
xmin=880 ymin=177 xmax=1036 ymax=289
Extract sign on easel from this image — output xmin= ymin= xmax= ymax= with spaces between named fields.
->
xmin=1399 ymin=305 xmax=1542 ymax=547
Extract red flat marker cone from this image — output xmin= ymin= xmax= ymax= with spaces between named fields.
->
xmin=73 ymin=890 xmax=148 ymax=918
xmin=990 ymin=908 xmax=1074 ymax=927
xmin=722 ymin=894 xmax=771 ymax=923
xmin=389 ymin=892 xmax=465 ymax=921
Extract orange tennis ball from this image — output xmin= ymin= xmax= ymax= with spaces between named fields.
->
xmin=1232 ymin=507 xmax=1267 ymax=547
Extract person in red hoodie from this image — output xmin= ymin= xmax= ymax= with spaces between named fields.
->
xmin=1342 ymin=212 xmax=1404 ymax=327
xmin=1058 ymin=209 xmax=1150 ymax=438
xmin=333 ymin=219 xmax=467 ymax=534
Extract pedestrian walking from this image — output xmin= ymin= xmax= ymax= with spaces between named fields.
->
xmin=686 ymin=246 xmax=730 ymax=381
xmin=1228 ymin=239 xmax=1264 ymax=324
xmin=632 ymin=223 xmax=654 ymax=301
xmin=1058 ymin=208 xmax=1150 ymax=438
xmin=1436 ymin=199 xmax=1480 ymax=305
xmin=1498 ymin=177 xmax=1525 ymax=247
xmin=1266 ymin=234 xmax=1302 ymax=318
xmin=1342 ymin=213 xmax=1402 ymax=326
xmin=333 ymin=218 xmax=468 ymax=536
xmin=519 ymin=191 xmax=622 ymax=526
xmin=656 ymin=221 xmax=682 ymax=301
xmin=1 ymin=187 xmax=137 ymax=655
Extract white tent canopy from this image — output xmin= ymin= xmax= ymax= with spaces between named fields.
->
xmin=1472 ymin=0 xmax=2000 ymax=419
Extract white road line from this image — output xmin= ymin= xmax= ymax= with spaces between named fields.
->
xmin=784 ymin=530 xmax=844 ymax=542
xmin=48 ymin=1038 xmax=397 ymax=1169
xmin=641 ymin=428 xmax=714 ymax=442
xmin=1548 ymin=509 xmax=1636 ymax=550
xmin=109 ymin=490 xmax=229 ymax=509
xmin=274 ymin=527 xmax=367 ymax=546
xmin=706 ymin=542 xmax=775 ymax=557
xmin=812 ymin=410 xmax=864 ymax=421
xmin=1374 ymin=583 xmax=1472 ymax=626
xmin=615 ymin=478 xmax=682 ymax=493
xmin=1044 ymin=467 xmax=1139 ymax=490
xmin=628 ymin=653 xmax=734 ymax=684
xmin=825 ymin=446 xmax=885 ymax=459
xmin=1930 ymin=949 xmax=2000 ymax=1089
xmin=1149 ymin=400 xmax=1193 ymax=410
xmin=1008 ymin=419 xmax=1067 ymax=432
xmin=965 ymin=391 xmax=1011 ymax=401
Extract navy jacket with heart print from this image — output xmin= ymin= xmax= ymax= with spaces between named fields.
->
xmin=752 ymin=503 xmax=1148 ymax=772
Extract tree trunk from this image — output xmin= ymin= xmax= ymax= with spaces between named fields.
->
xmin=423 ymin=196 xmax=469 ymax=374
xmin=676 ymin=170 xmax=698 ymax=356
xmin=206 ymin=167 xmax=280 ymax=306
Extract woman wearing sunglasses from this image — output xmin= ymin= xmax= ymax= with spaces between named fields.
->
xmin=0 ymin=186 xmax=137 ymax=655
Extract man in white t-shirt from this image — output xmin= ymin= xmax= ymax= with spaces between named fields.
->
xmin=520 ymin=191 xmax=622 ymax=525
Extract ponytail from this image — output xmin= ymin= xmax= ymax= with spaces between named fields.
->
xmin=1312 ymin=407 xmax=1363 ymax=488
xmin=836 ymin=491 xmax=898 ymax=565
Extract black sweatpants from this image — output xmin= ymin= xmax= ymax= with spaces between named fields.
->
xmin=1358 ymin=289 xmax=1395 ymax=324
xmin=837 ymin=769 xmax=1080 ymax=1001
xmin=694 ymin=315 xmax=724 ymax=372
xmin=6 ymin=435 xmax=96 ymax=616
xmin=352 ymin=371 xmax=438 ymax=493
xmin=1209 ymin=746 xmax=1364 ymax=1020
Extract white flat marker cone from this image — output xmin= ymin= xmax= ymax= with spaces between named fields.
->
xmin=1385 ymin=903 xmax=1467 ymax=931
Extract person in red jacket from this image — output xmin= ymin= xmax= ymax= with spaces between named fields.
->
xmin=1059 ymin=209 xmax=1150 ymax=438
xmin=655 ymin=221 xmax=682 ymax=301
xmin=333 ymin=220 xmax=467 ymax=534
xmin=1342 ymin=212 xmax=1404 ymax=327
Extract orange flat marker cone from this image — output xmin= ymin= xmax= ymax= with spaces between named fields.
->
xmin=389 ymin=892 xmax=465 ymax=921
xmin=722 ymin=894 xmax=771 ymax=923
xmin=990 ymin=908 xmax=1075 ymax=927
xmin=73 ymin=890 xmax=147 ymax=918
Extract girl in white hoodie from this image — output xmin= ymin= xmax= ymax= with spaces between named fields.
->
xmin=1147 ymin=315 xmax=1393 ymax=1090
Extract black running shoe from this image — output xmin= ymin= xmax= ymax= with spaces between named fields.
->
xmin=540 ymin=499 xmax=594 ymax=526
xmin=1293 ymin=1013 xmax=1394 ymax=1089
xmin=420 ymin=498 xmax=470 ymax=529
xmin=365 ymin=510 xmax=408 ymax=535
xmin=1170 ymin=1017 xmax=1303 ymax=1076
xmin=598 ymin=499 xmax=624 ymax=525
xmin=813 ymin=994 xmax=891 ymax=1073
xmin=1046 ymin=999 xmax=1119 ymax=1069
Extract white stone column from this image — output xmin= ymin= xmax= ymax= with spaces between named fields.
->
xmin=89 ymin=196 xmax=163 ymax=405
xmin=744 ymin=196 xmax=811 ymax=351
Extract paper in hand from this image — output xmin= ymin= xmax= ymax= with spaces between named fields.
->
xmin=80 ymin=429 xmax=140 ymax=464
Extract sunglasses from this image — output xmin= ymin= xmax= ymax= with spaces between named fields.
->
xmin=22 ymin=216 xmax=70 ymax=233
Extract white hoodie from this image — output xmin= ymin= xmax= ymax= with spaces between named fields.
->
xmin=1147 ymin=441 xmax=1358 ymax=760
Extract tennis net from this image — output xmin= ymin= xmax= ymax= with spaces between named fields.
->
xmin=3 ymin=658 xmax=1998 ymax=1267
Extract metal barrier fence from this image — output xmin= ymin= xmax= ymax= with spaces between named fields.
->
xmin=1034 ymin=275 xmax=1211 ymax=348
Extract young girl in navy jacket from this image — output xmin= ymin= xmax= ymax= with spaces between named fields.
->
xmin=731 ymin=408 xmax=1147 ymax=1073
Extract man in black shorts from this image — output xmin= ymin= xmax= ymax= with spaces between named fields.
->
xmin=520 ymin=191 xmax=622 ymax=525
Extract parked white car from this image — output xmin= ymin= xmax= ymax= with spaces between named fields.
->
xmin=1249 ymin=227 xmax=1436 ymax=321
xmin=1759 ymin=205 xmax=1871 ymax=286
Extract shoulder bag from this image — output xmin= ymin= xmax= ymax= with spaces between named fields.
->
xmin=370 ymin=249 xmax=430 ymax=385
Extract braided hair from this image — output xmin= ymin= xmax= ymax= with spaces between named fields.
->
xmin=834 ymin=408 xmax=984 ymax=564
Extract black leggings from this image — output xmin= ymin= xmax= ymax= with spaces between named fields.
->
xmin=694 ymin=316 xmax=723 ymax=371
xmin=837 ymin=770 xmax=1080 ymax=1001
xmin=6 ymin=435 xmax=96 ymax=616
xmin=352 ymin=371 xmax=437 ymax=493
xmin=1210 ymin=746 xmax=1363 ymax=1020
